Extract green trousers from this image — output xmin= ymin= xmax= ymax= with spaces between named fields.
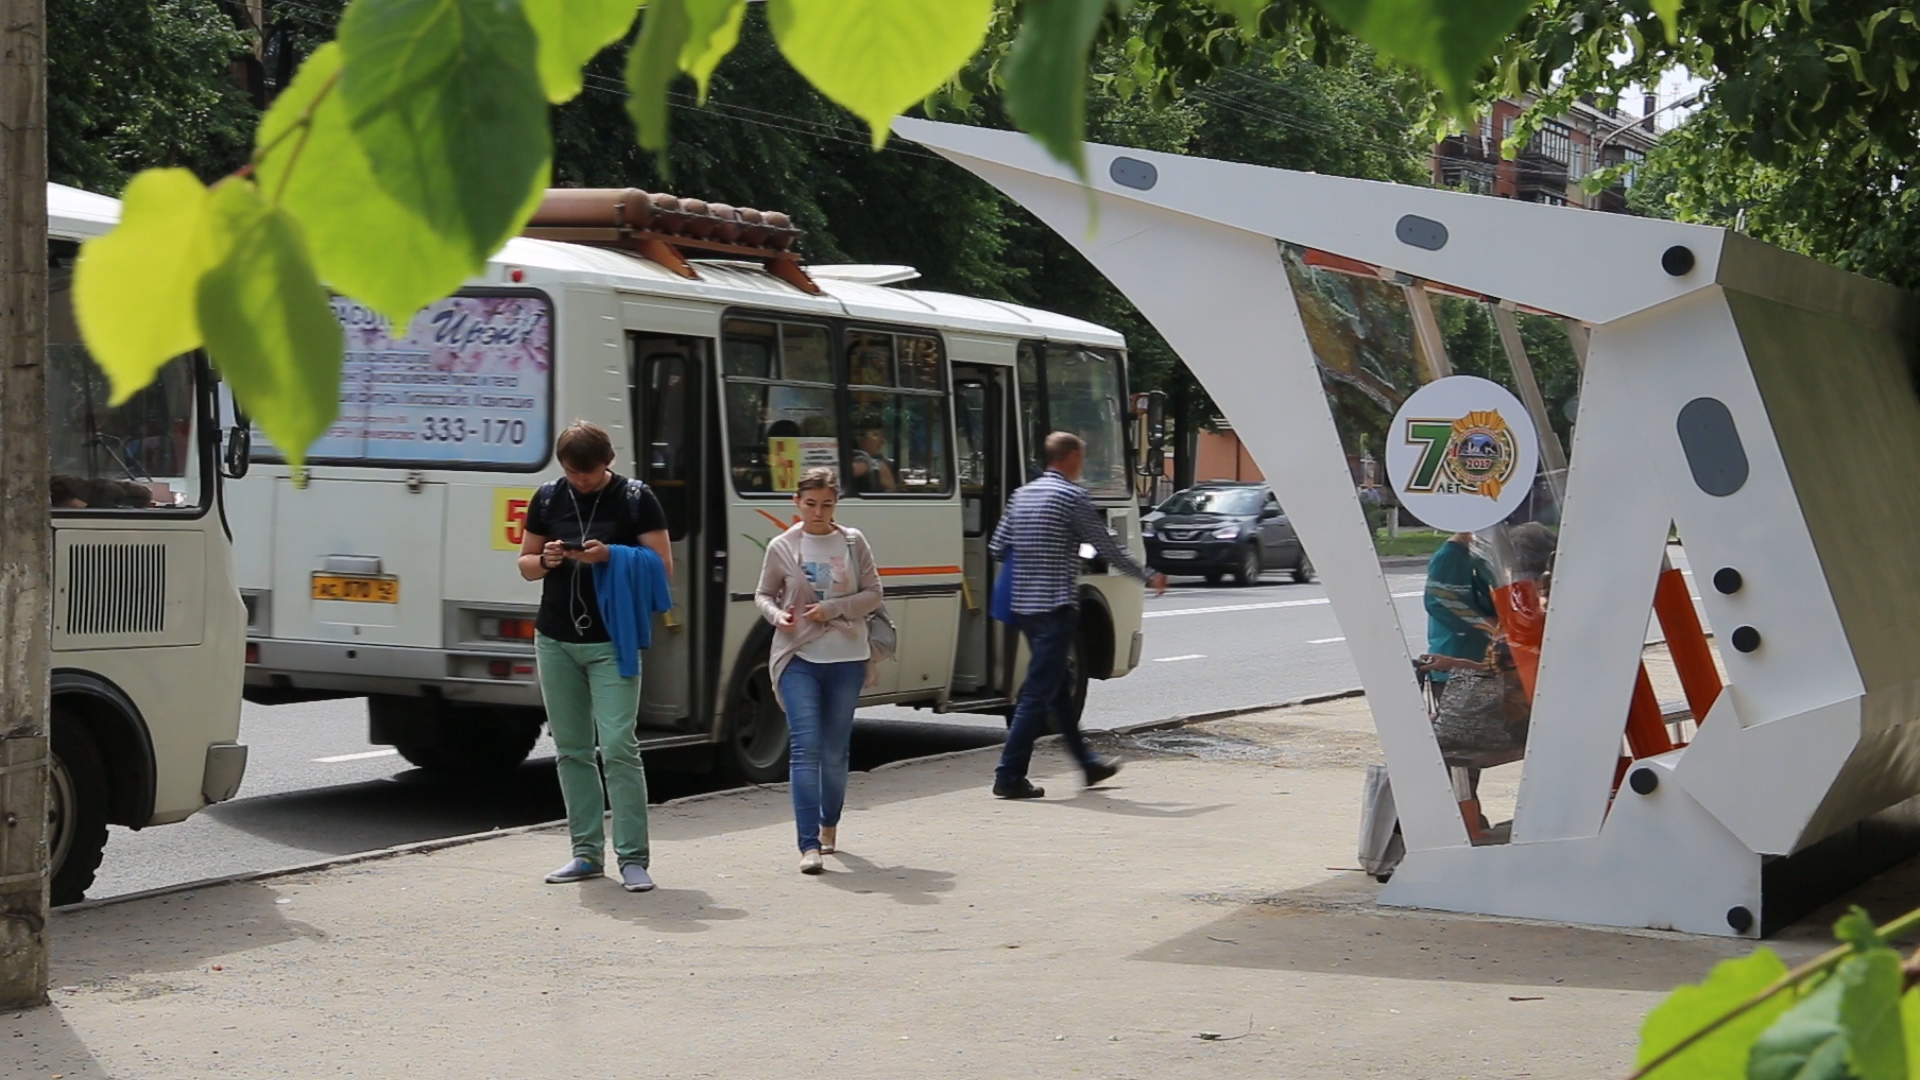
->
xmin=535 ymin=634 xmax=650 ymax=869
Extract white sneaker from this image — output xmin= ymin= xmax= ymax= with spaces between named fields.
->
xmin=799 ymin=850 xmax=824 ymax=875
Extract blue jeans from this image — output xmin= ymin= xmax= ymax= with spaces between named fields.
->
xmin=779 ymin=657 xmax=864 ymax=854
xmin=996 ymin=605 xmax=1093 ymax=785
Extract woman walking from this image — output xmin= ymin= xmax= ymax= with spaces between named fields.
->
xmin=755 ymin=469 xmax=883 ymax=874
xmin=517 ymin=421 xmax=672 ymax=892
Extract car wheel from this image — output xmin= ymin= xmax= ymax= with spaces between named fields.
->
xmin=1292 ymin=554 xmax=1315 ymax=584
xmin=1233 ymin=544 xmax=1262 ymax=586
xmin=1203 ymin=572 xmax=1224 ymax=586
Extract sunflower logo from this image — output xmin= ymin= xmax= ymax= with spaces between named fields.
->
xmin=1443 ymin=409 xmax=1518 ymax=499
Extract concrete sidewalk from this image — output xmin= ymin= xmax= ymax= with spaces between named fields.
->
xmin=5 ymin=694 xmax=1856 ymax=1080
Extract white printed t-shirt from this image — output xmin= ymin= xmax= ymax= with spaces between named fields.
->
xmin=795 ymin=530 xmax=872 ymax=664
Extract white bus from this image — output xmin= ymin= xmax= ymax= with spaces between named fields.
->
xmin=232 ymin=189 xmax=1147 ymax=782
xmin=44 ymin=184 xmax=249 ymax=902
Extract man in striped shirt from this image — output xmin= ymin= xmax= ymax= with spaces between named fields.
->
xmin=988 ymin=432 xmax=1167 ymax=799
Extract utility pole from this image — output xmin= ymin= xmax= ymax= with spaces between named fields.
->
xmin=0 ymin=0 xmax=52 ymax=1010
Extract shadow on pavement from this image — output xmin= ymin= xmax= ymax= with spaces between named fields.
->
xmin=818 ymin=851 xmax=957 ymax=906
xmin=1132 ymin=881 xmax=1756 ymax=992
xmin=1056 ymin=786 xmax=1232 ymax=820
xmin=199 ymin=719 xmax=1006 ymax=858
xmin=576 ymin=883 xmax=749 ymax=934
xmin=1 ymin=1007 xmax=114 ymax=1079
xmin=55 ymin=882 xmax=325 ymax=981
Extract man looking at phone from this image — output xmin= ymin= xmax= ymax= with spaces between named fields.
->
xmin=518 ymin=421 xmax=672 ymax=892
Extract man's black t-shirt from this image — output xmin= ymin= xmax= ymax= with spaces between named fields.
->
xmin=525 ymin=472 xmax=668 ymax=644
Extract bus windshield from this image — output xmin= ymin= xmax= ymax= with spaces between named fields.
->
xmin=1022 ymin=344 xmax=1128 ymax=499
xmin=47 ymin=263 xmax=201 ymax=510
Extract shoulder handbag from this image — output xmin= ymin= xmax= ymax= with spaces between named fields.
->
xmin=1431 ymin=644 xmax=1531 ymax=755
xmin=989 ymin=549 xmax=1016 ymax=624
xmin=844 ymin=533 xmax=897 ymax=662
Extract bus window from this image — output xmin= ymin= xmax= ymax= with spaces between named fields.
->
xmin=1044 ymin=345 xmax=1129 ymax=499
xmin=1017 ymin=342 xmax=1045 ymax=481
xmin=46 ymin=268 xmax=201 ymax=511
xmin=722 ymin=317 xmax=839 ymax=494
xmin=846 ymin=330 xmax=950 ymax=496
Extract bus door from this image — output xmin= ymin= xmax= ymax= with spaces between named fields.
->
xmin=629 ymin=334 xmax=713 ymax=732
xmin=951 ymin=364 xmax=1016 ymax=698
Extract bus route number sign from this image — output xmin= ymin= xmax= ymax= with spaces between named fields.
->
xmin=494 ymin=488 xmax=535 ymax=551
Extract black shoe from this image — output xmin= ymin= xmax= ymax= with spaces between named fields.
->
xmin=1083 ymin=756 xmax=1122 ymax=788
xmin=993 ymin=778 xmax=1046 ymax=800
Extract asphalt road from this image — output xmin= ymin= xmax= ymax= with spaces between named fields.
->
xmin=85 ymin=563 xmax=1431 ymax=901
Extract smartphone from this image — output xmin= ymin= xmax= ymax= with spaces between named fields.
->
xmin=560 ymin=541 xmax=585 ymax=551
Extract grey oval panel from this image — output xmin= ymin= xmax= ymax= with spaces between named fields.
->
xmin=1109 ymin=156 xmax=1157 ymax=191
xmin=1396 ymin=214 xmax=1448 ymax=251
xmin=1677 ymin=397 xmax=1749 ymax=496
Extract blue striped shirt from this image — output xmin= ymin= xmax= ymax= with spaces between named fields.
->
xmin=989 ymin=469 xmax=1151 ymax=614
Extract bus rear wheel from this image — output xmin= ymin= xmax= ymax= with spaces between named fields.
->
xmin=49 ymin=712 xmax=110 ymax=906
xmin=722 ymin=653 xmax=789 ymax=785
xmin=376 ymin=698 xmax=541 ymax=777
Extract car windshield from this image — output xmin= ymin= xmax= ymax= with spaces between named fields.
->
xmin=1157 ymin=488 xmax=1263 ymax=516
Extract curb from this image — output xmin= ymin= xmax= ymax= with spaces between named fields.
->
xmin=1109 ymin=687 xmax=1366 ymax=737
xmin=63 ymin=691 xmax=1370 ymax=914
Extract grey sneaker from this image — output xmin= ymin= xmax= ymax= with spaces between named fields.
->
xmin=545 ymin=857 xmax=602 ymax=884
xmin=620 ymin=864 xmax=656 ymax=893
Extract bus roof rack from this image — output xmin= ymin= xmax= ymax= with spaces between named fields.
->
xmin=522 ymin=187 xmax=821 ymax=295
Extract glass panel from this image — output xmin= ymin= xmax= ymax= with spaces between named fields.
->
xmin=1158 ymin=488 xmax=1264 ymax=516
xmin=1017 ymin=342 xmax=1044 ymax=482
xmin=47 ymin=271 xmax=201 ymax=510
xmin=849 ymin=390 xmax=949 ymax=495
xmin=1278 ymin=245 xmax=1592 ymax=847
xmin=955 ymin=380 xmax=988 ymax=493
xmin=781 ymin=323 xmax=834 ymax=384
xmin=898 ymin=335 xmax=941 ymax=390
xmin=846 ymin=331 xmax=893 ymax=387
xmin=723 ymin=319 xmax=776 ymax=379
xmin=257 ymin=293 xmax=552 ymax=468
xmin=635 ymin=341 xmax=692 ymax=539
xmin=1043 ymin=345 xmax=1128 ymax=499
xmin=725 ymin=382 xmax=839 ymax=494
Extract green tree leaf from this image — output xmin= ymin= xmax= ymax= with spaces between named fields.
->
xmin=1210 ymin=0 xmax=1267 ymax=27
xmin=195 ymin=180 xmax=343 ymax=469
xmin=1635 ymin=949 xmax=1793 ymax=1079
xmin=1313 ymin=0 xmax=1535 ymax=111
xmin=683 ymin=0 xmax=748 ymax=102
xmin=523 ymin=0 xmax=643 ymax=104
xmin=767 ymin=0 xmax=994 ymax=147
xmin=71 ymin=168 xmax=225 ymax=403
xmin=256 ymin=44 xmax=473 ymax=327
xmin=1648 ymin=0 xmax=1680 ymax=42
xmin=336 ymin=0 xmax=551 ymax=311
xmin=1002 ymin=0 xmax=1114 ymax=176
xmin=1837 ymin=906 xmax=1889 ymax=953
xmin=626 ymin=0 xmax=693 ymax=161
xmin=1751 ymin=951 xmax=1908 ymax=1080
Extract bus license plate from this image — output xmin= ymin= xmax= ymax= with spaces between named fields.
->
xmin=1161 ymin=549 xmax=1197 ymax=560
xmin=311 ymin=574 xmax=400 ymax=603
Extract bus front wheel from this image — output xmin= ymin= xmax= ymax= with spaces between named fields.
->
xmin=49 ymin=711 xmax=110 ymax=906
xmin=722 ymin=649 xmax=789 ymax=785
xmin=375 ymin=697 xmax=540 ymax=776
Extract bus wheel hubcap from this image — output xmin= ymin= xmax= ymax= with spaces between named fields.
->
xmin=48 ymin=754 xmax=75 ymax=876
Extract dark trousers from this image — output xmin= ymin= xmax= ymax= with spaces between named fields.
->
xmin=996 ymin=605 xmax=1093 ymax=784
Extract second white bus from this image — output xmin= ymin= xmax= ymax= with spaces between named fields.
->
xmin=232 ymin=189 xmax=1148 ymax=782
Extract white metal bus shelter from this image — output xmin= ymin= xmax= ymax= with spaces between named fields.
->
xmin=898 ymin=118 xmax=1920 ymax=937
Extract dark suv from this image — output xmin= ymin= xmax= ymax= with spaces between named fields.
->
xmin=1143 ymin=482 xmax=1313 ymax=586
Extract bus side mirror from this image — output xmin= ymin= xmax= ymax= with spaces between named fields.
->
xmin=222 ymin=425 xmax=251 ymax=480
xmin=1137 ymin=390 xmax=1167 ymax=478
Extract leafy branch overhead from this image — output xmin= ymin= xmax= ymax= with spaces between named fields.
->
xmin=71 ymin=0 xmax=1534 ymax=465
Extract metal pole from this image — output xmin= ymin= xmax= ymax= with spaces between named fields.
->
xmin=1402 ymin=282 xmax=1453 ymax=381
xmin=0 ymin=0 xmax=51 ymax=1009
xmin=1489 ymin=302 xmax=1568 ymax=502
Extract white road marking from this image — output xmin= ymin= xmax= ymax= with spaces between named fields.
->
xmin=1152 ymin=654 xmax=1207 ymax=663
xmin=1145 ymin=590 xmax=1422 ymax=619
xmin=314 ymin=748 xmax=400 ymax=764
xmin=1308 ymin=637 xmax=1346 ymax=644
